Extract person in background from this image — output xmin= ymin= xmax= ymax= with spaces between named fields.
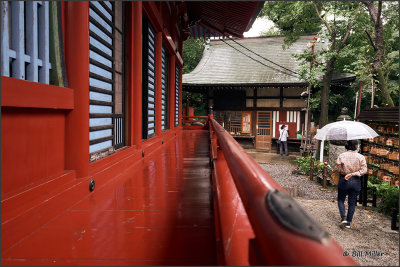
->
xmin=279 ymin=125 xmax=289 ymax=156
xmin=336 ymin=139 xmax=367 ymax=229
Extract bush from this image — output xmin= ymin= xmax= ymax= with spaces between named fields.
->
xmin=295 ymin=156 xmax=329 ymax=177
xmin=368 ymin=180 xmax=399 ymax=215
xmin=378 ymin=184 xmax=399 ymax=215
xmin=295 ymin=156 xmax=311 ymax=175
xmin=368 ymin=175 xmax=380 ymax=185
xmin=314 ymin=161 xmax=325 ymax=176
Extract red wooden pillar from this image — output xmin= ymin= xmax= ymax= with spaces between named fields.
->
xmin=132 ymin=1 xmax=142 ymax=147
xmin=126 ymin=3 xmax=133 ymax=145
xmin=168 ymin=55 xmax=176 ymax=129
xmin=64 ymin=2 xmax=89 ymax=178
xmin=178 ymin=66 xmax=183 ymax=127
xmin=155 ymin=32 xmax=162 ymax=136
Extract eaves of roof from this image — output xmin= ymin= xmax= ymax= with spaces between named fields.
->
xmin=183 ymin=35 xmax=317 ymax=85
xmin=183 ymin=35 xmax=356 ymax=87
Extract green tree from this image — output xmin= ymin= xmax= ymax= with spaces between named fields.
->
xmin=313 ymin=2 xmax=362 ymax=127
xmin=182 ymin=38 xmax=208 ymax=115
xmin=182 ymin=38 xmax=207 ymax=74
xmin=360 ymin=1 xmax=397 ymax=106
xmin=336 ymin=1 xmax=398 ymax=108
xmin=260 ymin=1 xmax=321 ymax=46
xmin=261 ymin=1 xmax=363 ymax=127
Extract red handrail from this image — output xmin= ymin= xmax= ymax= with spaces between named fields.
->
xmin=209 ymin=118 xmax=357 ymax=266
xmin=183 ymin=115 xmax=208 ymax=119
xmin=182 ymin=115 xmax=207 ymax=125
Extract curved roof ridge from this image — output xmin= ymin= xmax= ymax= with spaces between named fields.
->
xmin=185 ymin=46 xmax=213 ymax=77
xmin=183 ymin=35 xmax=355 ymax=86
xmin=183 ymin=36 xmax=308 ymax=85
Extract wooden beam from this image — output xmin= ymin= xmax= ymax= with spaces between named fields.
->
xmin=1 ymin=76 xmax=73 ymax=109
xmin=253 ymin=87 xmax=257 ymax=108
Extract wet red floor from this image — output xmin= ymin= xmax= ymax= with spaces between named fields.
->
xmin=2 ymin=130 xmax=217 ymax=266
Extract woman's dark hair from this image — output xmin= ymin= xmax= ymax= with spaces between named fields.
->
xmin=280 ymin=125 xmax=286 ymax=130
xmin=345 ymin=140 xmax=358 ymax=151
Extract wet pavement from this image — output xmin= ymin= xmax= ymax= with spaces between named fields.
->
xmin=245 ymin=149 xmax=300 ymax=165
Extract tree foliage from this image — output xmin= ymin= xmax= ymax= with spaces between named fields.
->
xmin=182 ymin=38 xmax=207 ymax=74
xmin=260 ymin=1 xmax=398 ymax=126
xmin=260 ymin=1 xmax=321 ymax=47
xmin=344 ymin=1 xmax=398 ymax=107
xmin=332 ymin=1 xmax=398 ymax=110
xmin=182 ymin=38 xmax=208 ymax=115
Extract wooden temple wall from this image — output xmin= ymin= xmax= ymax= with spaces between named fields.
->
xmin=210 ymin=86 xmax=306 ymax=150
xmin=1 ymin=1 xmax=184 ymax=197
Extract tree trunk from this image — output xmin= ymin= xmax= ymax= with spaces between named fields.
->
xmin=319 ymin=58 xmax=335 ymax=127
xmin=364 ymin=1 xmax=395 ymax=107
xmin=373 ymin=29 xmax=395 ymax=107
xmin=377 ymin=69 xmax=395 ymax=106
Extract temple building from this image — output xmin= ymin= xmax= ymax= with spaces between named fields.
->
xmin=183 ymin=36 xmax=356 ymax=151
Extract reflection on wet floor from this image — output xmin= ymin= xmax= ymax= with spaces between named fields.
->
xmin=245 ymin=149 xmax=300 ymax=165
xmin=2 ymin=130 xmax=217 ymax=266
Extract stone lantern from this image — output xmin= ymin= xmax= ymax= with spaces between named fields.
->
xmin=328 ymin=107 xmax=352 ymax=168
xmin=336 ymin=107 xmax=352 ymax=121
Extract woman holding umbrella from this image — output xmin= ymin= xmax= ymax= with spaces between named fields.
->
xmin=336 ymin=140 xmax=367 ymax=229
xmin=314 ymin=120 xmax=377 ymax=228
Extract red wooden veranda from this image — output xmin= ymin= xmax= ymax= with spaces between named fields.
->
xmin=1 ymin=116 xmax=357 ymax=266
xmin=1 ymin=1 xmax=357 ymax=266
xmin=2 ymin=127 xmax=216 ymax=265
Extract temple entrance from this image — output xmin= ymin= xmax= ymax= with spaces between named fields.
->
xmin=256 ymin=111 xmax=272 ymax=151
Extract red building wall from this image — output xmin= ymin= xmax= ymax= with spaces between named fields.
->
xmin=275 ymin=122 xmax=297 ymax=139
xmin=1 ymin=108 xmax=66 ymax=195
xmin=1 ymin=1 xmax=183 ymax=202
xmin=1 ymin=76 xmax=74 ymax=196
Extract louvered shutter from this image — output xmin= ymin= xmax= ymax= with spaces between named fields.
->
xmin=175 ymin=64 xmax=180 ymax=127
xmin=161 ymin=45 xmax=169 ymax=130
xmin=89 ymin=1 xmax=124 ymax=161
xmin=142 ymin=20 xmax=156 ymax=139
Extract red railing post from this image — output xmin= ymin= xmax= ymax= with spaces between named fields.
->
xmin=208 ymin=118 xmax=217 ymax=161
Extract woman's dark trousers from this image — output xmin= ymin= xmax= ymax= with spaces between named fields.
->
xmin=337 ymin=175 xmax=361 ymax=222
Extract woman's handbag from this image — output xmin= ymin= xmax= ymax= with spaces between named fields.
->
xmin=330 ymin=169 xmax=340 ymax=185
xmin=277 ymin=139 xmax=281 ymax=144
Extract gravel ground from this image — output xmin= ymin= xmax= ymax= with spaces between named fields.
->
xmin=260 ymin=163 xmax=399 ymax=266
xmin=259 ymin=163 xmax=338 ymax=200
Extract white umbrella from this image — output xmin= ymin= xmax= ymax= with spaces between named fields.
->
xmin=314 ymin=120 xmax=379 ymax=162
xmin=314 ymin=120 xmax=379 ymax=141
